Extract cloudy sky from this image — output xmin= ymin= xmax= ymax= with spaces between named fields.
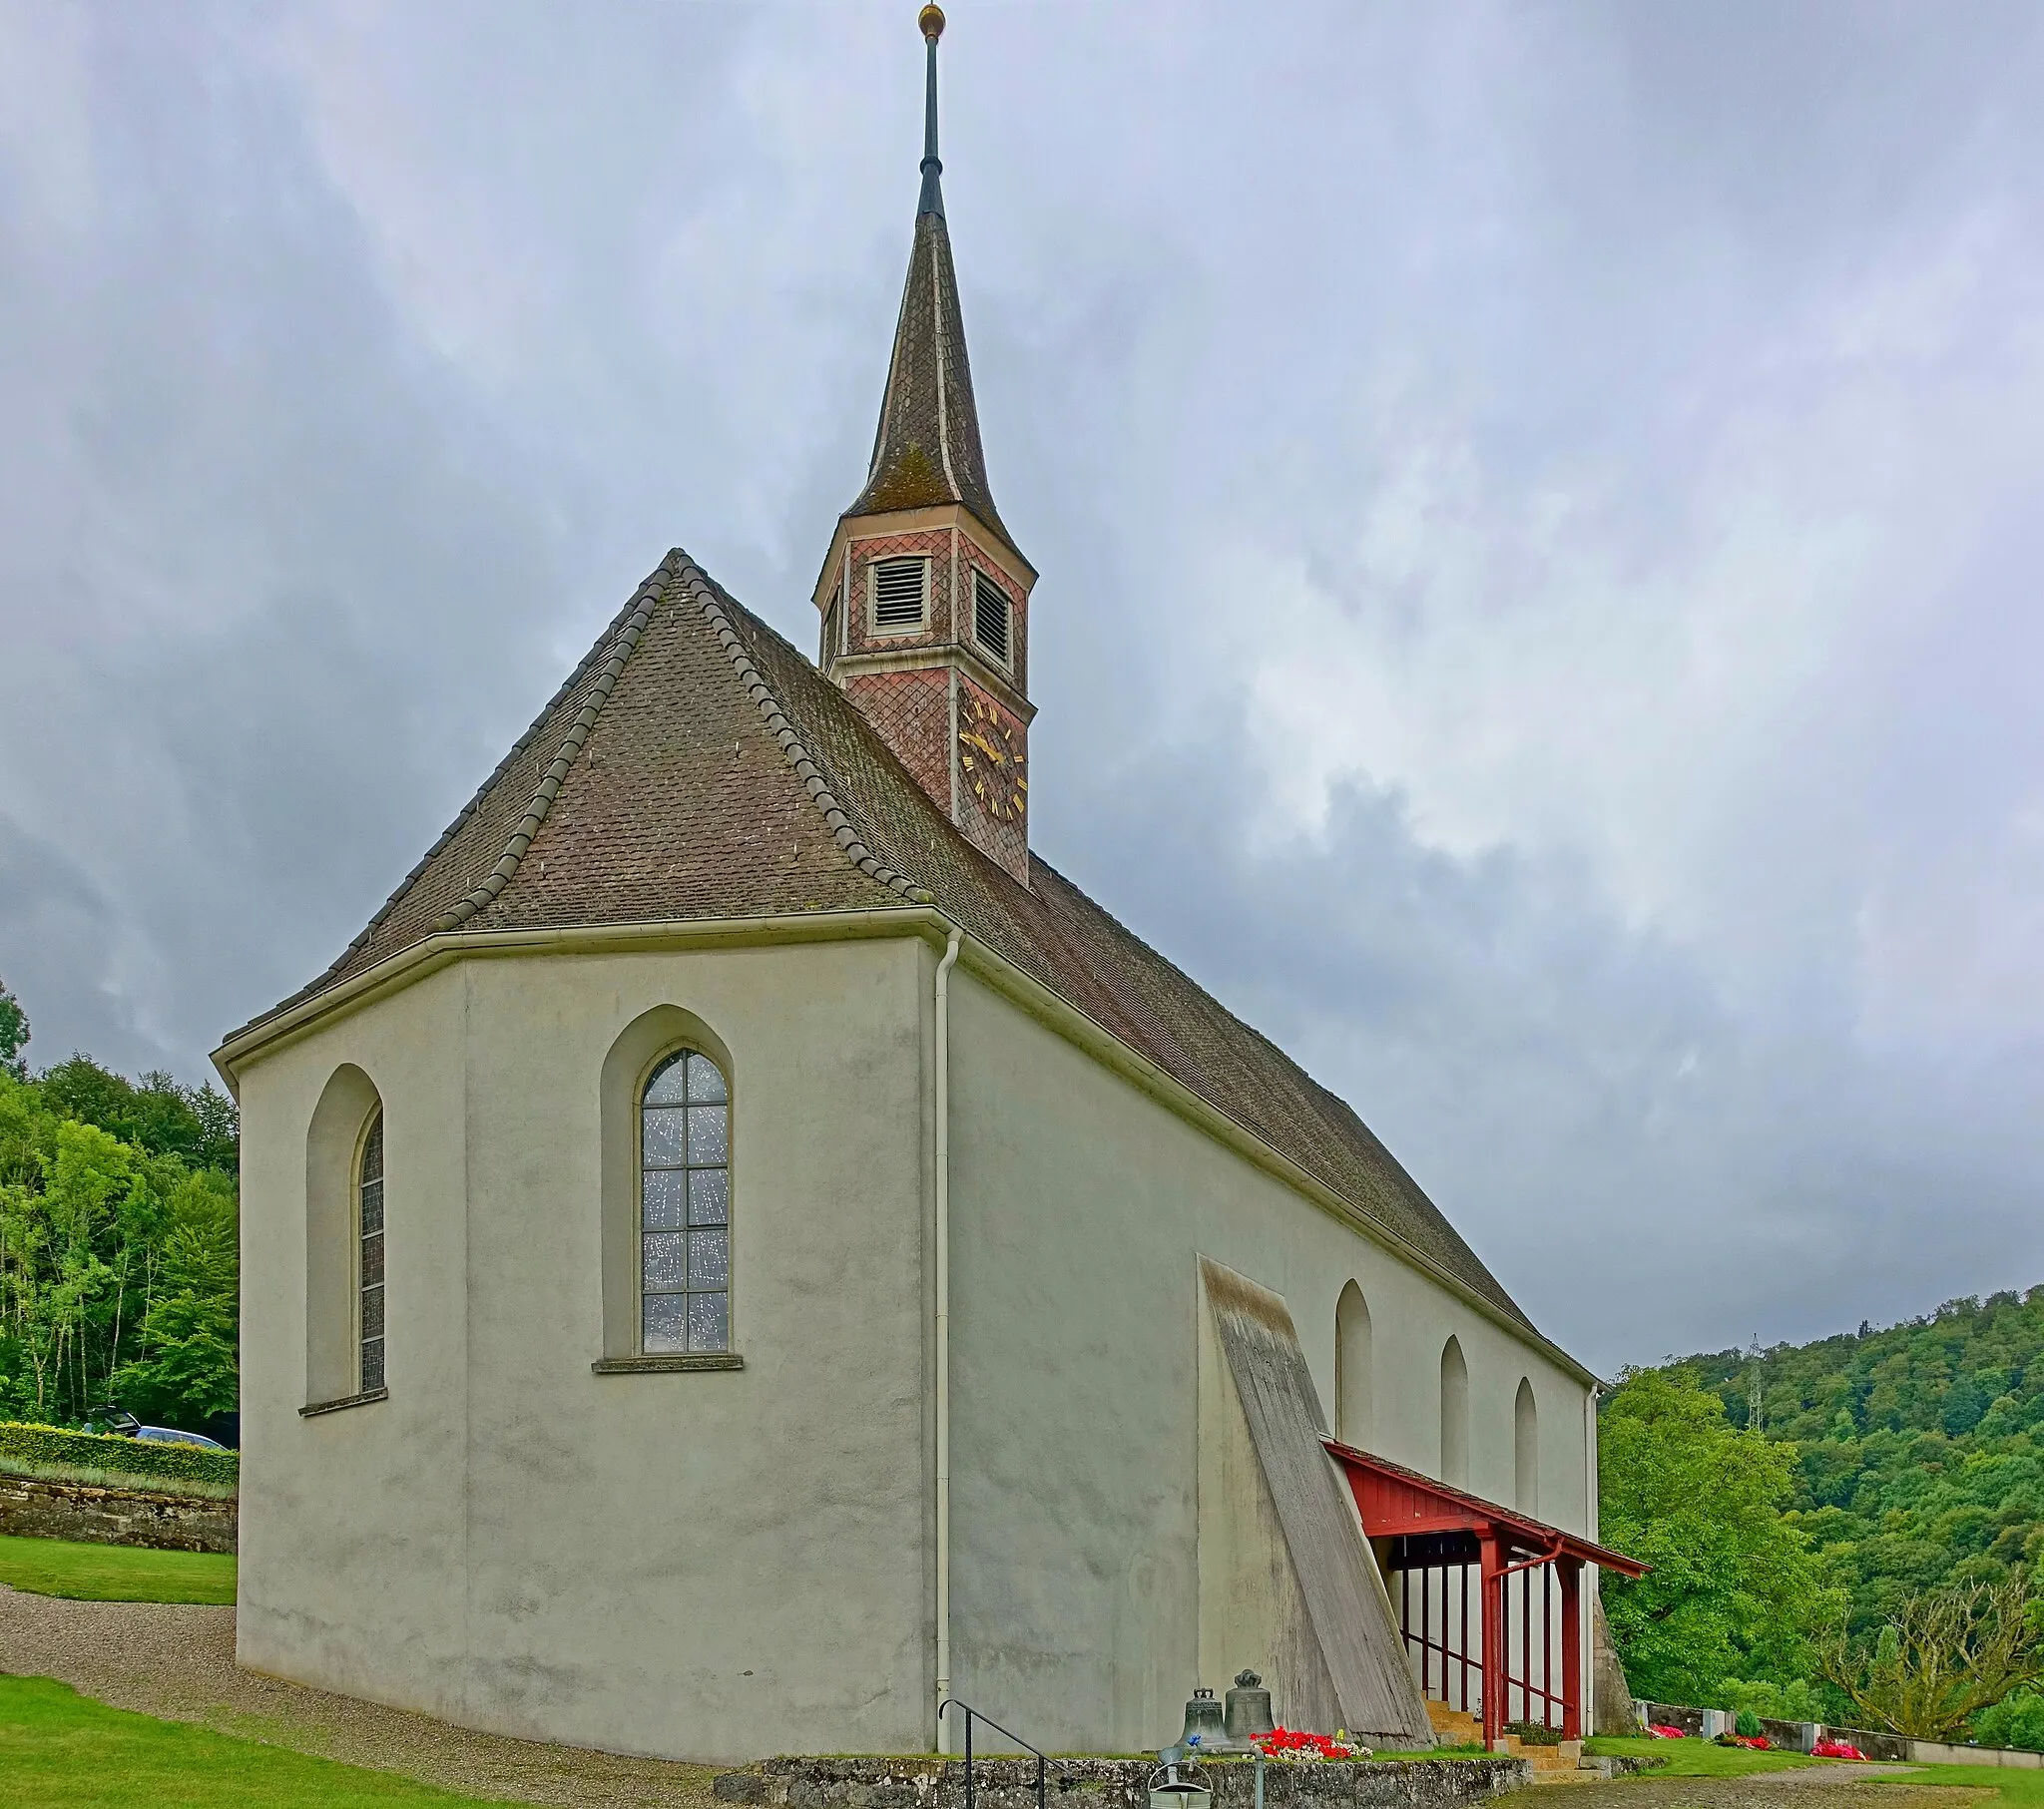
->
xmin=3 ymin=0 xmax=2041 ymax=1372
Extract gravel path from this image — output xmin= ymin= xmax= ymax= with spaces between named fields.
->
xmin=0 ymin=1583 xmax=723 ymax=1807
xmin=2 ymin=1585 xmax=2012 ymax=1809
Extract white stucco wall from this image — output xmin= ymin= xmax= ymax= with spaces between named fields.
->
xmin=940 ymin=964 xmax=1591 ymax=1754
xmin=239 ymin=965 xmax=473 ymax=1715
xmin=237 ymin=936 xmax=933 ymax=1761
xmin=234 ymin=923 xmax=1592 ymax=1762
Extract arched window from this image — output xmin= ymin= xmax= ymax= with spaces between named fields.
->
xmin=1440 ymin=1336 xmax=1469 ymax=1486
xmin=1515 ymin=1377 xmax=1539 ymax=1514
xmin=640 ymin=1050 xmax=730 ymax=1353
xmin=357 ymin=1111 xmax=385 ymax=1393
xmin=1335 ymin=1282 xmax=1372 ymax=1449
xmin=305 ymin=1065 xmax=381 ymax=1408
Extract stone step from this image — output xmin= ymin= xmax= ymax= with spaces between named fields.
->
xmin=1424 ymin=1701 xmax=1483 ymax=1745
xmin=1524 ymin=1744 xmax=1585 ymax=1770
xmin=1423 ymin=1698 xmax=1594 ymax=1777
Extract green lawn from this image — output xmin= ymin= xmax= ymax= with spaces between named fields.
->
xmin=1586 ymin=1735 xmax=1819 ymax=1776
xmin=1885 ymin=1766 xmax=2044 ymax=1808
xmin=0 ymin=1533 xmax=236 ymax=1603
xmin=1588 ymin=1735 xmax=2044 ymax=1801
xmin=0 ymin=1676 xmax=520 ymax=1806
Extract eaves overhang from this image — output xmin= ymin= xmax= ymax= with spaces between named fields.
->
xmin=211 ymin=905 xmax=1601 ymax=1393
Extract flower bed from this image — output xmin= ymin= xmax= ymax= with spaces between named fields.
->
xmin=1254 ymin=1728 xmax=1366 ymax=1761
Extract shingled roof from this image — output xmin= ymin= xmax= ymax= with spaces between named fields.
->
xmin=246 ymin=549 xmax=1540 ymax=1339
xmin=839 ymin=18 xmax=1018 ymax=560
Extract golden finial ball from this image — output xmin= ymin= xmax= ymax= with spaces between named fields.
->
xmin=919 ymin=4 xmax=945 ymax=42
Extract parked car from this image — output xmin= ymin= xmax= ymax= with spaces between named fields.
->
xmin=134 ymin=1425 xmax=227 ymax=1449
xmin=87 ymin=1407 xmax=228 ymax=1450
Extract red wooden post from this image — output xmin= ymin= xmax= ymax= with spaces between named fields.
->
xmin=1478 ymin=1528 xmax=1504 ymax=1748
xmin=1559 ymin=1557 xmax=1583 ymax=1740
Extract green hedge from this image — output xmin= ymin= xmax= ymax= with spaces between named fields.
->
xmin=0 ymin=1422 xmax=238 ymax=1491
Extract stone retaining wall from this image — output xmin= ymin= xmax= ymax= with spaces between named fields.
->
xmin=1907 ymin=1740 xmax=2044 ymax=1770
xmin=1635 ymin=1699 xmax=2039 ymax=1767
xmin=715 ymin=1754 xmax=1535 ymax=1809
xmin=0 ymin=1474 xmax=237 ymax=1555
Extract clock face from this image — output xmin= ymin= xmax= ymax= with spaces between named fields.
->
xmin=958 ymin=691 xmax=1027 ymax=825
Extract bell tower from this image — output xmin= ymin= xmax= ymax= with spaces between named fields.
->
xmin=812 ymin=3 xmax=1036 ymax=886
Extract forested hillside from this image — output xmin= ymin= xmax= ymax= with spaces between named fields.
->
xmin=0 ymin=980 xmax=240 ymax=1440
xmin=1687 ymin=1289 xmax=2044 ymax=1627
xmin=1601 ymin=1287 xmax=2044 ymax=1745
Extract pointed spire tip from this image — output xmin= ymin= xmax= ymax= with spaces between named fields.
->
xmin=917 ymin=3 xmax=945 ymax=219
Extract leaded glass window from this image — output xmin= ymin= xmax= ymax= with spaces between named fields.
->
xmin=358 ymin=1112 xmax=385 ymax=1392
xmin=640 ymin=1051 xmax=730 ymax=1352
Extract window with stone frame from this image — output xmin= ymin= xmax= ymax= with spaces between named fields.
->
xmin=357 ymin=1111 xmax=385 ymax=1392
xmin=639 ymin=1050 xmax=731 ymax=1352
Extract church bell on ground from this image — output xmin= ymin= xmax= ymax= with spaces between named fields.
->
xmin=1224 ymin=1671 xmax=1276 ymax=1745
xmin=1176 ymin=1687 xmax=1227 ymax=1751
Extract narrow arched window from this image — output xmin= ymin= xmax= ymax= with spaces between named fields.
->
xmin=640 ymin=1050 xmax=730 ymax=1352
xmin=1440 ymin=1336 xmax=1469 ymax=1486
xmin=357 ymin=1111 xmax=385 ymax=1392
xmin=1515 ymin=1378 xmax=1539 ymax=1514
xmin=1335 ymin=1282 xmax=1372 ymax=1449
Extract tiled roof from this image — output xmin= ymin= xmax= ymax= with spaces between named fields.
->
xmin=249 ymin=549 xmax=1537 ymax=1338
xmin=845 ymin=208 xmax=1018 ymax=559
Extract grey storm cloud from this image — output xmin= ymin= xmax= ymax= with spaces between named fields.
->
xmin=2 ymin=0 xmax=2041 ymax=1371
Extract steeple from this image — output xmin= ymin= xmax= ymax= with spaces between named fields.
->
xmin=843 ymin=2 xmax=1018 ymax=559
xmin=812 ymin=4 xmax=1039 ymax=887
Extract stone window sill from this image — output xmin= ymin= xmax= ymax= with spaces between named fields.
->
xmin=592 ymin=1353 xmax=744 ymax=1375
xmin=299 ymin=1387 xmax=388 ymax=1418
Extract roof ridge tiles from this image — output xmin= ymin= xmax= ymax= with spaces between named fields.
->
xmin=295 ymin=556 xmax=683 ymax=999
xmin=226 ymin=546 xmax=1543 ymax=1353
xmin=435 ymin=560 xmax=680 ymax=932
xmin=677 ymin=558 xmax=931 ymax=907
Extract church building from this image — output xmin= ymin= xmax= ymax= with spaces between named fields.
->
xmin=216 ymin=7 xmax=1636 ymax=1766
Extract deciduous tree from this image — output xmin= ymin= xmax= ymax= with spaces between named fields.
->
xmin=1820 ymin=1576 xmax=2044 ymax=1739
xmin=1600 ymin=1367 xmax=1836 ymax=1704
xmin=0 ymin=982 xmax=27 ymax=1081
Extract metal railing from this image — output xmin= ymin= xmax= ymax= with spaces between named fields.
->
xmin=937 ymin=1699 xmax=1053 ymax=1809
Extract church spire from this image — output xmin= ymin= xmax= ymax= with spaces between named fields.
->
xmin=842 ymin=2 xmax=1017 ymax=559
xmin=812 ymin=4 xmax=1039 ymax=888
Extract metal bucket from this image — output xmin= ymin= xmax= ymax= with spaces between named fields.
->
xmin=1148 ymin=1763 xmax=1213 ymax=1809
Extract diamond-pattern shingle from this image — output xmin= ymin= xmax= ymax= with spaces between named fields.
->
xmin=244 ymin=548 xmax=1537 ymax=1340
xmin=847 ymin=209 xmax=1017 ymax=559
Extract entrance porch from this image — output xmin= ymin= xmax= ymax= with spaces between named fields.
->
xmin=1321 ymin=1439 xmax=1646 ymax=1749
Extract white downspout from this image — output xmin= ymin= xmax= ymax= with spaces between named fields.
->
xmin=1584 ymin=1383 xmax=1601 ymax=1735
xmin=934 ymin=927 xmax=963 ymax=1752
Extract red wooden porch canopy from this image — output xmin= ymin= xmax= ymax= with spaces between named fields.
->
xmin=1321 ymin=1437 xmax=1644 ymax=1746
xmin=1322 ymin=1438 xmax=1646 ymax=1577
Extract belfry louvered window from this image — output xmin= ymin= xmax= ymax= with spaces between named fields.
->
xmin=357 ymin=1112 xmax=385 ymax=1392
xmin=972 ymin=569 xmax=1011 ymax=666
xmin=870 ymin=556 xmax=929 ymax=633
xmin=639 ymin=1050 xmax=731 ymax=1353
